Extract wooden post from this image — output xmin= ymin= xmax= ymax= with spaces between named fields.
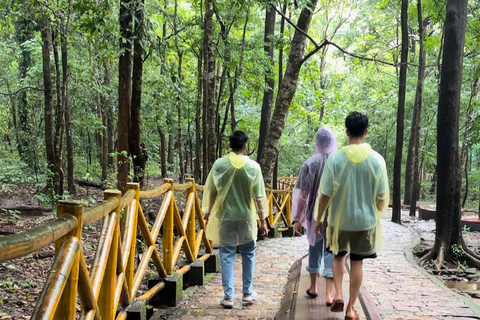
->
xmin=186 ymin=178 xmax=196 ymax=257
xmin=126 ymin=183 xmax=140 ymax=297
xmin=54 ymin=200 xmax=83 ymax=320
xmin=99 ymin=190 xmax=121 ymax=320
xmin=164 ymin=179 xmax=174 ymax=275
xmin=286 ymin=191 xmax=292 ymax=226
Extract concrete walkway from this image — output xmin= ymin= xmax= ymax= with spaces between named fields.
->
xmin=152 ymin=211 xmax=480 ymax=320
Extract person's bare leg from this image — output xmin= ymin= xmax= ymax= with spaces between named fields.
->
xmin=346 ymin=260 xmax=363 ymax=317
xmin=325 ymin=278 xmax=334 ymax=304
xmin=309 ymin=273 xmax=319 ymax=295
xmin=332 ymin=255 xmax=346 ymax=301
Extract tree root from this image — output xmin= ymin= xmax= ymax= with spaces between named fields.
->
xmin=418 ymin=248 xmax=436 ymax=266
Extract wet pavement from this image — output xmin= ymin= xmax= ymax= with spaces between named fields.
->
xmin=151 ymin=210 xmax=480 ymax=320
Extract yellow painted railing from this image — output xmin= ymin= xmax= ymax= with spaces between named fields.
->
xmin=265 ymin=176 xmax=297 ymax=232
xmin=0 ymin=177 xmax=295 ymax=319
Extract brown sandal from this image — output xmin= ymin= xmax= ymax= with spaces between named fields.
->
xmin=345 ymin=309 xmax=360 ymax=320
xmin=330 ymin=299 xmax=344 ymax=312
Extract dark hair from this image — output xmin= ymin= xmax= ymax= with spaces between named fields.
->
xmin=345 ymin=111 xmax=369 ymax=137
xmin=229 ymin=131 xmax=248 ymax=151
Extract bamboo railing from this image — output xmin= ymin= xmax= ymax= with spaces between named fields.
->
xmin=265 ymin=176 xmax=297 ymax=232
xmin=0 ymin=177 xmax=295 ymax=319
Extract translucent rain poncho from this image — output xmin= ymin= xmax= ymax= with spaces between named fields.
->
xmin=291 ymin=127 xmax=337 ymax=246
xmin=315 ymin=143 xmax=389 ymax=255
xmin=202 ymin=152 xmax=268 ymax=247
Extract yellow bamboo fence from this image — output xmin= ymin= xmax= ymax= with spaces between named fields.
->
xmin=0 ymin=177 xmax=296 ymax=320
xmin=265 ymin=176 xmax=297 ymax=235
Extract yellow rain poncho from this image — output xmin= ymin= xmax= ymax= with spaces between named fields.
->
xmin=315 ymin=143 xmax=389 ymax=255
xmin=203 ymin=152 xmax=268 ymax=247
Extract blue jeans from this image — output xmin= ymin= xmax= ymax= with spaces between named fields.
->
xmin=219 ymin=240 xmax=256 ymax=300
xmin=307 ymin=236 xmax=333 ymax=278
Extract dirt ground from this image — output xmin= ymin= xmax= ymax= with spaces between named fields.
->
xmin=1 ymin=183 xmax=479 ymax=318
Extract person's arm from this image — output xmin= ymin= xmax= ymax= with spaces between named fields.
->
xmin=293 ymin=190 xmax=309 ymax=235
xmin=203 ymin=192 xmax=217 ymax=223
xmin=314 ymin=193 xmax=330 ymax=235
xmin=255 ymin=197 xmax=269 ymax=237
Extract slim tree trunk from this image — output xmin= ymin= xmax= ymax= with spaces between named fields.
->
xmin=194 ymin=50 xmax=203 ymax=182
xmin=15 ymin=18 xmax=33 ymax=164
xmin=460 ymin=79 xmax=478 ymax=208
xmin=61 ymin=31 xmax=75 ymax=194
xmin=258 ymin=0 xmax=319 ymax=186
xmin=391 ymin=0 xmax=408 ymax=224
xmin=130 ymin=0 xmax=146 ymax=187
xmin=117 ymin=0 xmax=133 ymax=193
xmin=52 ymin=30 xmax=65 ymax=195
xmin=408 ymin=0 xmax=428 ymax=217
xmin=257 ymin=5 xmax=276 ymax=162
xmin=157 ymin=120 xmax=167 ymax=178
xmin=101 ymin=63 xmax=111 ymax=182
xmin=41 ymin=22 xmax=56 ymax=193
xmin=174 ymin=0 xmax=185 ymax=182
xmin=204 ymin=0 xmax=216 ymax=174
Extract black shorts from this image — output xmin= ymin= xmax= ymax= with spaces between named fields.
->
xmin=326 ymin=228 xmax=377 ymax=261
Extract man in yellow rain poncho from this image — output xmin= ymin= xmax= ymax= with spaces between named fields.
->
xmin=203 ymin=131 xmax=269 ymax=309
xmin=314 ymin=112 xmax=389 ymax=320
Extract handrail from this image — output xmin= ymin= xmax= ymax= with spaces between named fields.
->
xmin=0 ymin=176 xmax=296 ymax=319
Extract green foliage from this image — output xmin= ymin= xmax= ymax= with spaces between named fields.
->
xmin=451 ymin=244 xmax=464 ymax=262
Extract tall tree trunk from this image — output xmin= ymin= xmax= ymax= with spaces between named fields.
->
xmin=117 ymin=0 xmax=133 ymax=193
xmin=41 ymin=22 xmax=56 ymax=193
xmin=204 ymin=0 xmax=216 ymax=175
xmin=15 ymin=18 xmax=33 ymax=164
xmin=194 ymin=50 xmax=203 ymax=182
xmin=257 ymin=5 xmax=276 ymax=162
xmin=421 ymin=0 xmax=475 ymax=268
xmin=174 ymin=0 xmax=185 ymax=182
xmin=408 ymin=0 xmax=428 ymax=217
xmin=258 ymin=0 xmax=318 ymax=186
xmin=52 ymin=30 xmax=65 ymax=195
xmin=391 ymin=0 xmax=409 ymax=224
xmin=131 ymin=0 xmax=146 ymax=187
xmin=61 ymin=31 xmax=75 ymax=194
xmin=101 ymin=63 xmax=111 ymax=182
xmin=156 ymin=118 xmax=167 ymax=178
xmin=460 ymin=78 xmax=478 ymax=208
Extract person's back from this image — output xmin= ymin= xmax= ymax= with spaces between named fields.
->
xmin=314 ymin=112 xmax=389 ymax=320
xmin=202 ymin=131 xmax=268 ymax=309
xmin=211 ymin=156 xmax=262 ymax=221
xmin=325 ymin=144 xmax=388 ymax=231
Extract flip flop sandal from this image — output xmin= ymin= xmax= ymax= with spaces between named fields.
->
xmin=306 ymin=289 xmax=318 ymax=298
xmin=326 ymin=301 xmax=333 ymax=307
xmin=345 ymin=309 xmax=360 ymax=320
xmin=330 ymin=299 xmax=344 ymax=312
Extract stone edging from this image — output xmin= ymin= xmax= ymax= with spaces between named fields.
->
xmin=401 ymin=222 xmax=480 ymax=314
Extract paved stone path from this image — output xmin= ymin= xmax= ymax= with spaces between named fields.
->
xmin=152 ymin=210 xmax=480 ymax=320
xmin=363 ymin=211 xmax=480 ymax=320
xmin=152 ymin=236 xmax=309 ymax=320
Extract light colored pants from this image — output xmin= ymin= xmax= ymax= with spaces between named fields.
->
xmin=219 ymin=240 xmax=256 ymax=300
xmin=307 ymin=236 xmax=333 ymax=278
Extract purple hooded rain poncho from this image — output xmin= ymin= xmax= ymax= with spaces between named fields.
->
xmin=291 ymin=127 xmax=337 ymax=246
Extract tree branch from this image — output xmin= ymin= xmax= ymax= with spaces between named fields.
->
xmin=0 ymin=87 xmax=45 ymax=96
xmin=327 ymin=41 xmax=397 ymax=67
xmin=272 ymin=4 xmax=319 ymax=48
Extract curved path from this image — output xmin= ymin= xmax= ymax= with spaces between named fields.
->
xmin=152 ymin=211 xmax=480 ymax=320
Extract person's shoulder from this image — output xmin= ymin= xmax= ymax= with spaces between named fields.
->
xmin=369 ymin=149 xmax=386 ymax=167
xmin=243 ymin=157 xmax=260 ymax=170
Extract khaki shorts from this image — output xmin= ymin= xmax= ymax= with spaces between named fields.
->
xmin=327 ymin=228 xmax=377 ymax=261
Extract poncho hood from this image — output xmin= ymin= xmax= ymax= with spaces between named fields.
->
xmin=341 ymin=143 xmax=371 ymax=163
xmin=226 ymin=152 xmax=247 ymax=169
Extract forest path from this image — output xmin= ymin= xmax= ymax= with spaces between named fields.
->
xmin=151 ymin=210 xmax=480 ymax=320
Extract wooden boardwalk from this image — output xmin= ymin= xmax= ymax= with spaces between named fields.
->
xmin=278 ymin=256 xmax=381 ymax=320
